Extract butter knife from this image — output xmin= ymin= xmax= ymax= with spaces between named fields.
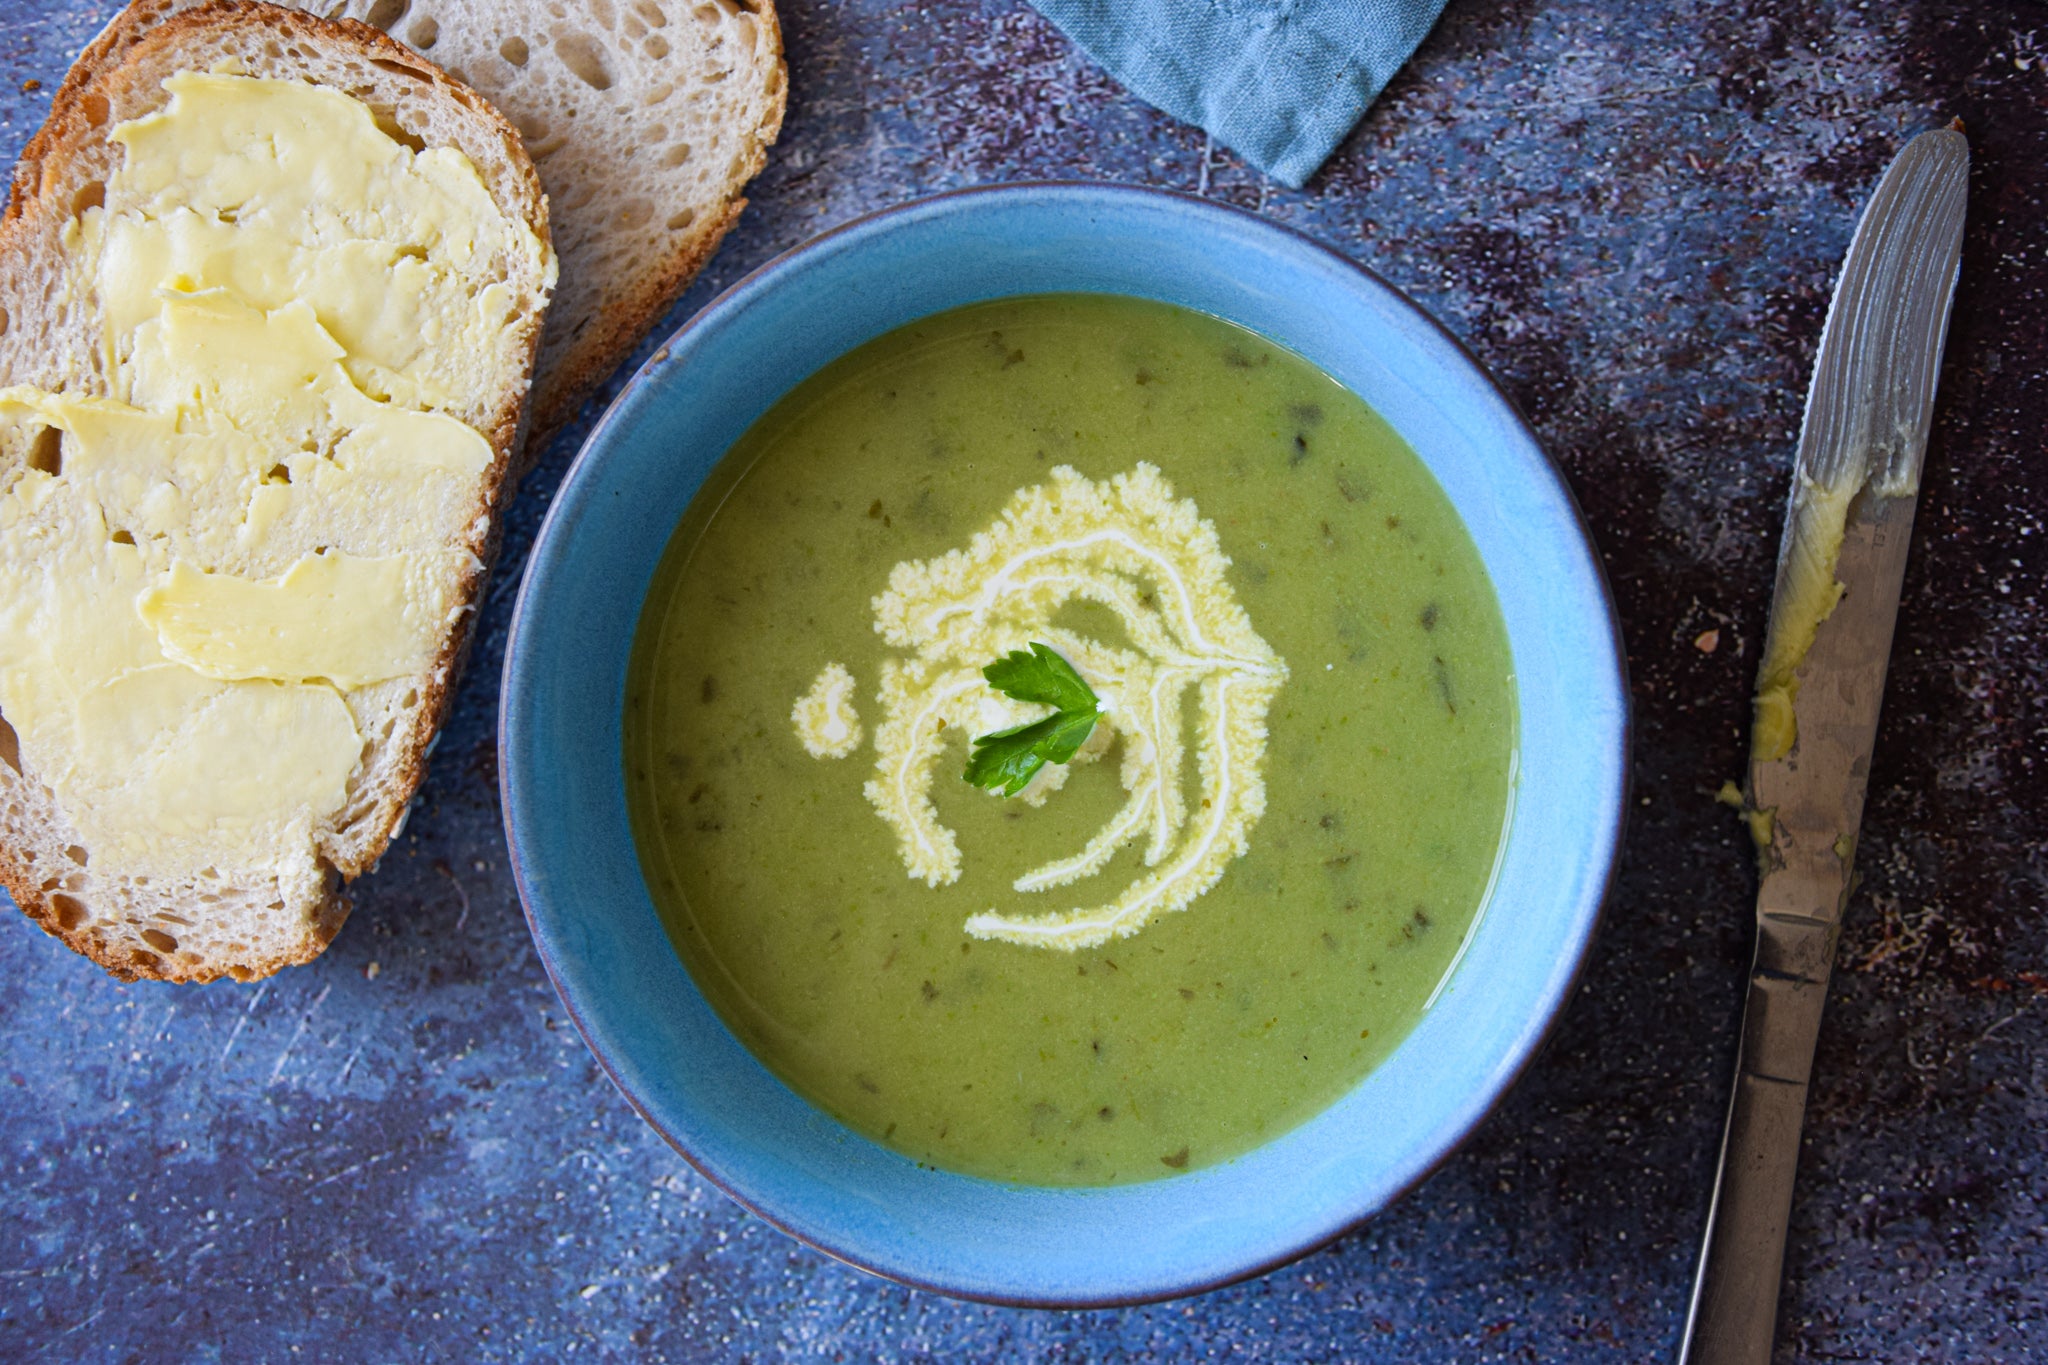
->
xmin=1677 ymin=126 xmax=1969 ymax=1365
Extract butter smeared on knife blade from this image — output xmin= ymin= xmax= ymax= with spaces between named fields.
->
xmin=1751 ymin=127 xmax=1970 ymax=767
xmin=1682 ymin=125 xmax=1970 ymax=1365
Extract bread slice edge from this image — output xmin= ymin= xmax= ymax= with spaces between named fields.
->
xmin=0 ymin=0 xmax=552 ymax=983
xmin=523 ymin=0 xmax=786 ymax=441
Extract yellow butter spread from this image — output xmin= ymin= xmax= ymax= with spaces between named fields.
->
xmin=1751 ymin=476 xmax=1856 ymax=763
xmin=140 ymin=551 xmax=451 ymax=690
xmin=92 ymin=73 xmax=537 ymax=411
xmin=0 ymin=73 xmax=551 ymax=880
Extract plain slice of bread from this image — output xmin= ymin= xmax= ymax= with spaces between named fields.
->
xmin=123 ymin=0 xmax=787 ymax=442
xmin=0 ymin=1 xmax=553 ymax=982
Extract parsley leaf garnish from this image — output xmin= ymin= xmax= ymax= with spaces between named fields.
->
xmin=963 ymin=643 xmax=1102 ymax=796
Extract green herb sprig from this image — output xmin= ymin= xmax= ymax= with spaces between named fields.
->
xmin=962 ymin=643 xmax=1102 ymax=797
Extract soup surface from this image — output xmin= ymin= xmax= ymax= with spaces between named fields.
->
xmin=624 ymin=294 xmax=1515 ymax=1186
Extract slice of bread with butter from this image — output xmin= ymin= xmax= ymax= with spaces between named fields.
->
xmin=108 ymin=0 xmax=788 ymax=443
xmin=0 ymin=2 xmax=556 ymax=981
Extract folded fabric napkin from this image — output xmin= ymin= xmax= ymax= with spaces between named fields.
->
xmin=1027 ymin=0 xmax=1450 ymax=188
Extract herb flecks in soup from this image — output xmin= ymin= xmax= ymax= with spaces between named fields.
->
xmin=804 ymin=463 xmax=1288 ymax=950
xmin=626 ymin=294 xmax=1516 ymax=1187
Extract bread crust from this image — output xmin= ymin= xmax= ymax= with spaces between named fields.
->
xmin=0 ymin=0 xmax=552 ymax=983
xmin=522 ymin=0 xmax=786 ymax=442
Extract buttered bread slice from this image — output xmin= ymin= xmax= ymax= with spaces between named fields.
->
xmin=0 ymin=3 xmax=555 ymax=981
xmin=115 ymin=0 xmax=787 ymax=443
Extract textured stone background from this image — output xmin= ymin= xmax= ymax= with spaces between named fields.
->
xmin=3 ymin=1 xmax=2043 ymax=1360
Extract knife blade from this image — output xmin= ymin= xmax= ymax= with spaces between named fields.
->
xmin=1678 ymin=126 xmax=1969 ymax=1365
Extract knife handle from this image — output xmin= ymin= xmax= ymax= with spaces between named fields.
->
xmin=1678 ymin=937 xmax=1834 ymax=1365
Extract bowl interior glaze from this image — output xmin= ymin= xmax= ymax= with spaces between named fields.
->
xmin=500 ymin=184 xmax=1627 ymax=1306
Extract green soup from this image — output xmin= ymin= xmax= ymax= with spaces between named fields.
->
xmin=624 ymin=294 xmax=1515 ymax=1187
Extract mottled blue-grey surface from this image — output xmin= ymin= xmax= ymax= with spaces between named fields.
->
xmin=4 ymin=1 xmax=2045 ymax=1361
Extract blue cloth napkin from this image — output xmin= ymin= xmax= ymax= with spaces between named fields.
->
xmin=1026 ymin=0 xmax=1450 ymax=188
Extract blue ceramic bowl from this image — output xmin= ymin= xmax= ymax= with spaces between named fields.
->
xmin=501 ymin=184 xmax=1628 ymax=1306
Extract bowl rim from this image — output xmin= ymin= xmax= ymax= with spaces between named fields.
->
xmin=500 ymin=179 xmax=1631 ymax=1307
